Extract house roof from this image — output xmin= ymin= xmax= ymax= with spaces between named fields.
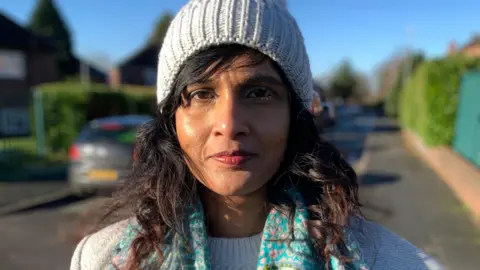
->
xmin=71 ymin=55 xmax=107 ymax=82
xmin=117 ymin=43 xmax=159 ymax=68
xmin=462 ymin=35 xmax=480 ymax=50
xmin=0 ymin=12 xmax=57 ymax=52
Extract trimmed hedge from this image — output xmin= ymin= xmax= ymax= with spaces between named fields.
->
xmin=399 ymin=56 xmax=480 ymax=146
xmin=41 ymin=90 xmax=89 ymax=153
xmin=33 ymin=83 xmax=156 ymax=154
xmin=385 ymin=53 xmax=425 ymax=119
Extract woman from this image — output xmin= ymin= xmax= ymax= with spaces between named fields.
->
xmin=71 ymin=0 xmax=444 ymax=269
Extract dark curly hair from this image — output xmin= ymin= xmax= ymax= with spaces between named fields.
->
xmin=100 ymin=45 xmax=362 ymax=269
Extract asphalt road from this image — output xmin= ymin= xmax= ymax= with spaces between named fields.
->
xmin=0 ymin=106 xmax=379 ymax=270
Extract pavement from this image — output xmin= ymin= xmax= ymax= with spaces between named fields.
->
xmin=0 ymin=160 xmax=68 ymax=214
xmin=359 ymin=116 xmax=480 ymax=270
xmin=0 ymin=202 xmax=80 ymax=270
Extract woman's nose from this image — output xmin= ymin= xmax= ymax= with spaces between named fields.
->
xmin=211 ymin=95 xmax=250 ymax=139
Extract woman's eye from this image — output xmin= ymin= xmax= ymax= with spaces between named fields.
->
xmin=246 ymin=87 xmax=273 ymax=100
xmin=189 ymin=90 xmax=215 ymax=100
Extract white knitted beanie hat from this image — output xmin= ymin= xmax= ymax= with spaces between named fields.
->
xmin=156 ymin=0 xmax=313 ymax=109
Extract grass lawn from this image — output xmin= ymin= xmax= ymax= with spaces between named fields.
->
xmin=0 ymin=137 xmax=67 ymax=181
xmin=0 ymin=136 xmax=67 ymax=163
xmin=0 ymin=136 xmax=36 ymax=151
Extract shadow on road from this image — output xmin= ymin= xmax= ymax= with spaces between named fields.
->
xmin=359 ymin=172 xmax=400 ymax=186
xmin=364 ymin=144 xmax=385 ymax=153
xmin=359 ymin=173 xmax=397 ymax=221
xmin=360 ymin=200 xmax=394 ymax=221
xmin=372 ymin=125 xmax=400 ymax=133
xmin=2 ymin=193 xmax=116 ymax=245
xmin=369 ymin=116 xmax=400 ymax=133
xmin=12 ymin=194 xmax=88 ymax=215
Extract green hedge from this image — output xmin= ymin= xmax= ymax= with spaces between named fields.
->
xmin=33 ymin=83 xmax=156 ymax=154
xmin=384 ymin=53 xmax=425 ymax=119
xmin=41 ymin=91 xmax=89 ymax=153
xmin=399 ymin=56 xmax=480 ymax=146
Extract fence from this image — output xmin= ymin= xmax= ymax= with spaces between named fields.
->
xmin=453 ymin=71 xmax=480 ymax=168
xmin=0 ymin=89 xmax=49 ymax=174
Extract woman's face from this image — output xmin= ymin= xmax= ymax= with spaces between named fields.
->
xmin=175 ymin=53 xmax=290 ymax=196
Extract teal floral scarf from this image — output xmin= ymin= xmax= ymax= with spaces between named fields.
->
xmin=109 ymin=187 xmax=369 ymax=269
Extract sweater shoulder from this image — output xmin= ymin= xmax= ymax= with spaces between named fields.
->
xmin=350 ymin=217 xmax=445 ymax=270
xmin=70 ymin=219 xmax=129 ymax=270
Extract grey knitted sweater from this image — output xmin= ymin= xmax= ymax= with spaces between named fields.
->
xmin=70 ymin=217 xmax=445 ymax=270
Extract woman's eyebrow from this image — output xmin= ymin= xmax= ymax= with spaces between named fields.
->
xmin=241 ymin=74 xmax=284 ymax=87
xmin=187 ymin=74 xmax=284 ymax=89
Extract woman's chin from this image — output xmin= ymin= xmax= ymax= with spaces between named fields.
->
xmin=201 ymin=173 xmax=266 ymax=197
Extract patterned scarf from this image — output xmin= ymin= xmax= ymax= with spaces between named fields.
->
xmin=109 ymin=187 xmax=369 ymax=269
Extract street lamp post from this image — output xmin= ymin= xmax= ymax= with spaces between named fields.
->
xmin=402 ymin=25 xmax=415 ymax=85
xmin=80 ymin=60 xmax=91 ymax=90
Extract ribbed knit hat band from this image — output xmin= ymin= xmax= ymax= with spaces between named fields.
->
xmin=156 ymin=0 xmax=313 ymax=109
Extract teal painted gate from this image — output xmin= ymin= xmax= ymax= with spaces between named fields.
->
xmin=453 ymin=71 xmax=480 ymax=168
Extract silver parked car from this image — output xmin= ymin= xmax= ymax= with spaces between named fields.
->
xmin=68 ymin=115 xmax=151 ymax=195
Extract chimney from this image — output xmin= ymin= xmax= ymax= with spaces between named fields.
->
xmin=109 ymin=68 xmax=121 ymax=89
xmin=448 ymin=41 xmax=457 ymax=56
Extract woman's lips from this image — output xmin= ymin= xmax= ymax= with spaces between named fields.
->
xmin=210 ymin=151 xmax=256 ymax=166
xmin=213 ymin=155 xmax=254 ymax=166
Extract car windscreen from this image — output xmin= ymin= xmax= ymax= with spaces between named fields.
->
xmin=78 ymin=124 xmax=139 ymax=144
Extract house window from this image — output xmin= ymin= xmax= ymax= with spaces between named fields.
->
xmin=0 ymin=50 xmax=25 ymax=80
xmin=0 ymin=107 xmax=30 ymax=137
xmin=143 ymin=68 xmax=157 ymax=86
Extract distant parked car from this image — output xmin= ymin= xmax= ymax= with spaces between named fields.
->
xmin=318 ymin=101 xmax=337 ymax=128
xmin=68 ymin=115 xmax=151 ymax=195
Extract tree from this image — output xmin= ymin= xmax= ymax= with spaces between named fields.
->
xmin=28 ymin=0 xmax=75 ymax=78
xmin=329 ymin=60 xmax=357 ymax=101
xmin=374 ymin=49 xmax=408 ymax=99
xmin=352 ymin=72 xmax=372 ymax=103
xmin=384 ymin=51 xmax=425 ymax=118
xmin=148 ymin=11 xmax=173 ymax=46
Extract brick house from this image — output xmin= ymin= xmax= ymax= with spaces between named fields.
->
xmin=0 ymin=12 xmax=58 ymax=137
xmin=447 ymin=35 xmax=480 ymax=57
xmin=109 ymin=44 xmax=159 ymax=88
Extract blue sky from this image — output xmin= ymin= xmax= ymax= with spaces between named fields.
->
xmin=2 ymin=0 xmax=480 ymax=78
